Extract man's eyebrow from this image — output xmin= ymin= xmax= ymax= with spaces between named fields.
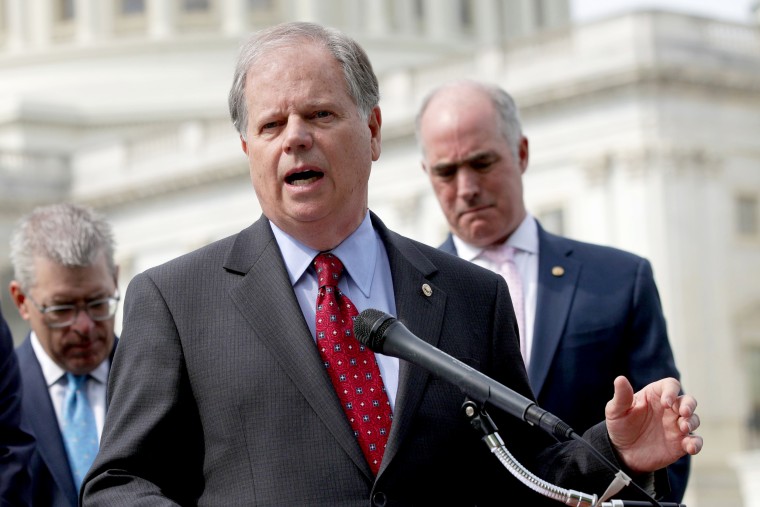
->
xmin=431 ymin=150 xmax=497 ymax=171
xmin=465 ymin=150 xmax=499 ymax=163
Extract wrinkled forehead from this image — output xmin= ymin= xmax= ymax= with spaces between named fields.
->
xmin=30 ymin=256 xmax=116 ymax=299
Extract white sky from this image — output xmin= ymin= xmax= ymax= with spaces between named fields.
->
xmin=571 ymin=0 xmax=757 ymax=24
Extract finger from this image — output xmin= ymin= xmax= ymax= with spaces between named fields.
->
xmin=672 ymin=394 xmax=698 ymax=418
xmin=683 ymin=433 xmax=703 ymax=455
xmin=659 ymin=377 xmax=682 ymax=408
xmin=606 ymin=376 xmax=635 ymax=418
xmin=680 ymin=412 xmax=700 ymax=435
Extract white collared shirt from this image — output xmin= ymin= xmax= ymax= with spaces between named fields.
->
xmin=30 ymin=332 xmax=109 ymax=439
xmin=270 ymin=212 xmax=400 ymax=410
xmin=452 ymin=214 xmax=539 ymax=366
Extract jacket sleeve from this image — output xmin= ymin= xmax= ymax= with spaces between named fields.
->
xmin=81 ymin=272 xmax=205 ymax=506
xmin=0 ymin=309 xmax=34 ymax=507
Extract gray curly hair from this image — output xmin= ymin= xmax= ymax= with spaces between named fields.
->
xmin=10 ymin=202 xmax=117 ymax=291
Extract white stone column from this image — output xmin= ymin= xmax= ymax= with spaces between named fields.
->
xmin=221 ymin=0 xmax=247 ymax=36
xmin=501 ymin=0 xmax=525 ymax=40
xmin=147 ymin=0 xmax=176 ymax=40
xmin=74 ymin=0 xmax=105 ymax=44
xmin=365 ymin=0 xmax=390 ymax=37
xmin=27 ymin=0 xmax=53 ymax=49
xmin=473 ymin=0 xmax=502 ymax=45
xmin=732 ymin=449 xmax=760 ymax=507
xmin=292 ymin=0 xmax=336 ymax=25
xmin=541 ymin=0 xmax=570 ymax=28
xmin=4 ymin=0 xmax=28 ymax=52
xmin=341 ymin=1 xmax=362 ymax=33
xmin=422 ymin=0 xmax=461 ymax=41
xmin=391 ymin=0 xmax=417 ymax=36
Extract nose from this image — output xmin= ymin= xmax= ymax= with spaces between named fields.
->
xmin=282 ymin=116 xmax=313 ymax=154
xmin=70 ymin=307 xmax=96 ymax=333
xmin=456 ymin=167 xmax=480 ymax=202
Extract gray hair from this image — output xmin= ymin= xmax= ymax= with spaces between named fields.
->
xmin=10 ymin=202 xmax=117 ymax=291
xmin=415 ymin=80 xmax=523 ymax=159
xmin=228 ymin=21 xmax=379 ymax=139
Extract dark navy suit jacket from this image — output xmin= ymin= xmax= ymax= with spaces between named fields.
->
xmin=0 ymin=307 xmax=34 ymax=507
xmin=440 ymin=222 xmax=689 ymax=502
xmin=15 ymin=336 xmax=115 ymax=507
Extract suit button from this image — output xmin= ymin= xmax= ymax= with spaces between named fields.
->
xmin=372 ymin=492 xmax=387 ymax=507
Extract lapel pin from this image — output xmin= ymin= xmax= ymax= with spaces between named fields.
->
xmin=421 ymin=283 xmax=433 ymax=297
xmin=551 ymin=266 xmax=565 ymax=277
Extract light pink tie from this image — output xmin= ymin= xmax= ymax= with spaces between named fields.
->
xmin=482 ymin=246 xmax=527 ymax=364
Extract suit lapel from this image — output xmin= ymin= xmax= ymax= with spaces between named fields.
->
xmin=372 ymin=215 xmax=446 ymax=473
xmin=529 ymin=228 xmax=581 ymax=397
xmin=438 ymin=234 xmax=457 ymax=256
xmin=16 ymin=338 xmax=78 ymax=504
xmin=224 ymin=215 xmax=449 ymax=478
xmin=225 ymin=217 xmax=371 ymax=477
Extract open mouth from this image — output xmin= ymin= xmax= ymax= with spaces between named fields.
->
xmin=285 ymin=169 xmax=324 ymax=186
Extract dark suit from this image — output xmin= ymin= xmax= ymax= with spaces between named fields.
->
xmin=16 ymin=337 xmax=115 ymax=507
xmin=83 ymin=214 xmax=653 ymax=505
xmin=440 ymin=220 xmax=688 ymax=501
xmin=0 ymin=307 xmax=34 ymax=507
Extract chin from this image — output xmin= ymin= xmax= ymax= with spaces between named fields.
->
xmin=460 ymin=229 xmax=498 ymax=248
xmin=65 ymin=350 xmax=107 ymax=373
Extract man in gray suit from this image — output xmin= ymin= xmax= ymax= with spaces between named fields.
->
xmin=82 ymin=22 xmax=702 ymax=506
xmin=416 ymin=80 xmax=689 ymax=502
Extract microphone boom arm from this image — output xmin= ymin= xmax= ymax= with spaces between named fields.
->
xmin=366 ymin=316 xmax=572 ymax=439
xmin=354 ymin=309 xmax=681 ymax=507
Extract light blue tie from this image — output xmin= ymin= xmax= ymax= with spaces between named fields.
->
xmin=61 ymin=373 xmax=99 ymax=489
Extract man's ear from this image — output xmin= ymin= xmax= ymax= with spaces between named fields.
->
xmin=240 ymin=135 xmax=249 ymax=155
xmin=8 ymin=281 xmax=30 ymax=320
xmin=518 ymin=136 xmax=529 ymax=174
xmin=369 ymin=106 xmax=382 ymax=161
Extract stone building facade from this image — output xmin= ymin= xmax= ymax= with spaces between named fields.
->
xmin=1 ymin=1 xmax=759 ymax=504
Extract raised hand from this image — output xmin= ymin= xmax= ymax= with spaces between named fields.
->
xmin=605 ymin=376 xmax=703 ymax=473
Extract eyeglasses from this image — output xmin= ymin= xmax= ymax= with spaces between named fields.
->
xmin=25 ymin=292 xmax=120 ymax=329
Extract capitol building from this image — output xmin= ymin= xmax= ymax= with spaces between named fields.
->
xmin=1 ymin=1 xmax=759 ymax=505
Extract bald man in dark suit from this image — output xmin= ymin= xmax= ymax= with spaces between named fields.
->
xmin=418 ymin=79 xmax=689 ymax=501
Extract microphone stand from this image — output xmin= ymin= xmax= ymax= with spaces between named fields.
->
xmin=461 ymin=399 xmax=684 ymax=507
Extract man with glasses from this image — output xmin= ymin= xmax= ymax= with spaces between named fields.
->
xmin=8 ymin=202 xmax=119 ymax=507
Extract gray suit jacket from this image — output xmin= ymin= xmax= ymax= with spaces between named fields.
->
xmin=82 ymin=214 xmax=635 ymax=506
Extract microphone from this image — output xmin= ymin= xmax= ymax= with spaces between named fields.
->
xmin=354 ymin=308 xmax=574 ymax=440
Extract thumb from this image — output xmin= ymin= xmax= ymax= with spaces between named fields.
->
xmin=606 ymin=376 xmax=635 ymax=419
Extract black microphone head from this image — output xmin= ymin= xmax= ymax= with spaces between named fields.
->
xmin=354 ymin=309 xmax=395 ymax=352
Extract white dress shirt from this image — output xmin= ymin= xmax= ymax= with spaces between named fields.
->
xmin=452 ymin=214 xmax=539 ymax=367
xmin=30 ymin=332 xmax=109 ymax=439
xmin=270 ymin=212 xmax=400 ymax=410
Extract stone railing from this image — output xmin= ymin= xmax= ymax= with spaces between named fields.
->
xmin=0 ymin=150 xmax=70 ymax=208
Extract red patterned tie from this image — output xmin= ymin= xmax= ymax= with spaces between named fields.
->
xmin=314 ymin=252 xmax=393 ymax=475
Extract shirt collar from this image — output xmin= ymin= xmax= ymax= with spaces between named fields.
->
xmin=30 ymin=331 xmax=110 ymax=386
xmin=453 ymin=213 xmax=539 ymax=261
xmin=270 ymin=212 xmax=377 ymax=298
